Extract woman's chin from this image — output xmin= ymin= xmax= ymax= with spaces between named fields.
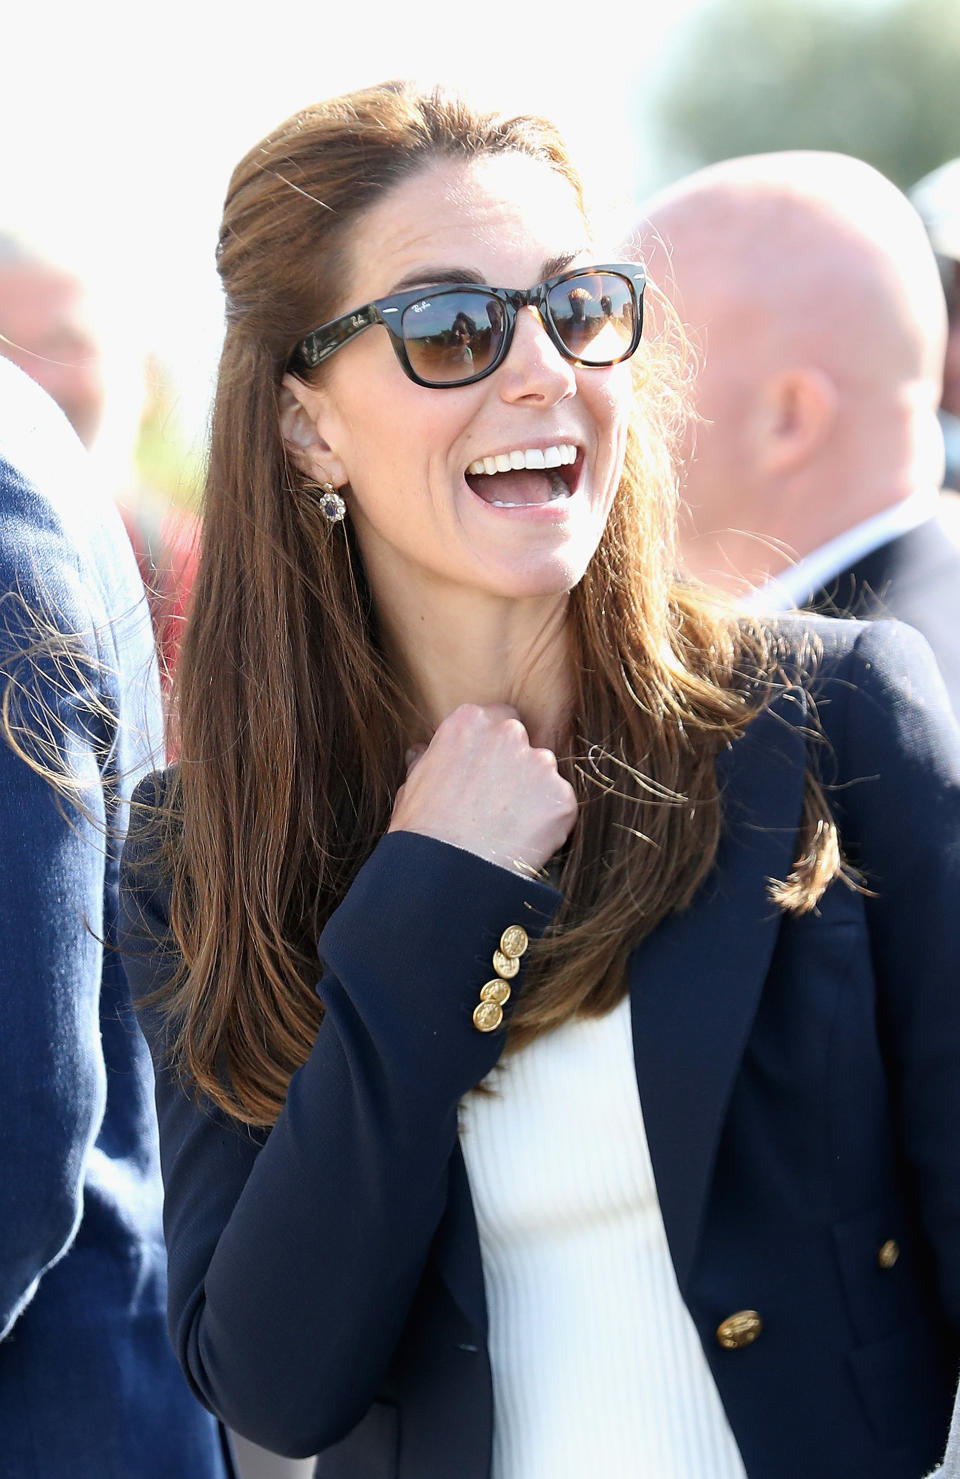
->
xmin=477 ymin=551 xmax=593 ymax=602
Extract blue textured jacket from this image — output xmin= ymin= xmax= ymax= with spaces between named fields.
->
xmin=121 ymin=616 xmax=960 ymax=1479
xmin=0 ymin=362 xmax=229 ymax=1479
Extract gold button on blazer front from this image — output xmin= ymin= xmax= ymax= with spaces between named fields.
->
xmin=877 ymin=1239 xmax=900 ymax=1269
xmin=716 ymin=1310 xmax=763 ymax=1350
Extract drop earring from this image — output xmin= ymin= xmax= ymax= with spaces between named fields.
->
xmin=318 ymin=482 xmax=347 ymax=524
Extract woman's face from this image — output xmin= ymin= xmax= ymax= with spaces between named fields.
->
xmin=284 ymin=152 xmax=633 ymax=611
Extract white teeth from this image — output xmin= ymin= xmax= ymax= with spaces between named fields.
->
xmin=466 ymin=443 xmax=579 ymax=476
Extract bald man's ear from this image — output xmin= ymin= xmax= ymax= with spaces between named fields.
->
xmin=758 ymin=368 xmax=838 ymax=475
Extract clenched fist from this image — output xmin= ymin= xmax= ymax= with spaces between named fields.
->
xmin=388 ymin=704 xmax=577 ymax=876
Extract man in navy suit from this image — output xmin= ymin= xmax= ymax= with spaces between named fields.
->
xmin=0 ymin=359 xmax=231 ymax=1478
xmin=634 ymin=151 xmax=960 ymax=715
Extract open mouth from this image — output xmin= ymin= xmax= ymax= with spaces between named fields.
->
xmin=465 ymin=443 xmax=580 ymax=507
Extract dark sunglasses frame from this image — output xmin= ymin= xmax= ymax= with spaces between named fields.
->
xmin=288 ymin=262 xmax=647 ymax=387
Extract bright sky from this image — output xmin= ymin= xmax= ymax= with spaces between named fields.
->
xmin=0 ymin=0 xmax=877 ymax=452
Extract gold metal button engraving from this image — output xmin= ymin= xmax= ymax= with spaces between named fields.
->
xmin=877 ymin=1239 xmax=900 ymax=1270
xmin=472 ymin=1000 xmax=504 ymax=1033
xmin=716 ymin=1310 xmax=763 ymax=1350
xmin=492 ymin=949 xmax=520 ymax=979
xmin=500 ymin=925 xmax=529 ymax=959
xmin=480 ymin=979 xmax=512 ymax=1006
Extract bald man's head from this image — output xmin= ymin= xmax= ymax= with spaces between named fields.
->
xmin=634 ymin=152 xmax=948 ymax=589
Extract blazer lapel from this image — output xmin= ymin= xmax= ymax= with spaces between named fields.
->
xmin=629 ymin=689 xmax=809 ymax=1291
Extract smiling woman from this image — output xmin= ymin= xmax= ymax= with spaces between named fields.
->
xmin=119 ymin=80 xmax=960 ymax=1479
xmin=279 ymin=156 xmax=638 ymax=609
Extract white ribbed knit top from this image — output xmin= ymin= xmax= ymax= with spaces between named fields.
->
xmin=457 ymin=995 xmax=747 ymax=1479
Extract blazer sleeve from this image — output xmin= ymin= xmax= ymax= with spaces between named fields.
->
xmin=829 ymin=619 xmax=960 ymax=1329
xmin=120 ymin=809 xmax=561 ymax=1458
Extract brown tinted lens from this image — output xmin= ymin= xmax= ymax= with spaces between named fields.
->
xmin=401 ymin=290 xmax=506 ymax=383
xmin=547 ymin=271 xmax=636 ymax=363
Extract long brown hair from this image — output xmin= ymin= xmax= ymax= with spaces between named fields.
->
xmin=149 ymin=81 xmax=841 ymax=1126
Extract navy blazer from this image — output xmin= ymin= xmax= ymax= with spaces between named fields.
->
xmin=0 ymin=363 xmax=229 ymax=1479
xmin=120 ymin=616 xmax=960 ymax=1479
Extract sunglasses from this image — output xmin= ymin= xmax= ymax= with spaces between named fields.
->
xmin=288 ymin=262 xmax=646 ymax=388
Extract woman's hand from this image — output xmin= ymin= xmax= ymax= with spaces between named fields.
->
xmin=388 ymin=704 xmax=578 ymax=875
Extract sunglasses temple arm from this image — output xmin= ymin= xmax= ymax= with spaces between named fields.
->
xmin=297 ymin=305 xmax=380 ymax=371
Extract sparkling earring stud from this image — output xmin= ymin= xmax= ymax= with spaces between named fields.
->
xmin=318 ymin=482 xmax=347 ymax=524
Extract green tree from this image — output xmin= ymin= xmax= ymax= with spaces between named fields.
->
xmin=653 ymin=0 xmax=960 ymax=188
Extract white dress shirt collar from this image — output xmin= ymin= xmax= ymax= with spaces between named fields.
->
xmin=746 ymin=487 xmax=942 ymax=612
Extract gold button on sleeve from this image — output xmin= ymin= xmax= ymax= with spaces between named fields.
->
xmin=480 ymin=978 xmax=511 ymax=1006
xmin=500 ymin=925 xmax=529 ymax=959
xmin=715 ymin=1310 xmax=763 ymax=1350
xmin=492 ymin=949 xmax=520 ymax=979
xmin=877 ymin=1239 xmax=900 ymax=1270
xmin=473 ymin=1000 xmax=504 ymax=1033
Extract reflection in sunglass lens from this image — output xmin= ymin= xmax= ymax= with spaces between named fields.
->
xmin=401 ymin=290 xmax=506 ymax=384
xmin=547 ymin=271 xmax=636 ymax=364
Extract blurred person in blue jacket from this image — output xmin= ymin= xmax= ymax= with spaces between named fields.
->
xmin=0 ymin=357 xmax=231 ymax=1478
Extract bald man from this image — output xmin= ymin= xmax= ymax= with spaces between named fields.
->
xmin=634 ymin=151 xmax=960 ymax=714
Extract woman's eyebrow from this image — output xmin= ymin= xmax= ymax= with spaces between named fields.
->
xmin=388 ymin=252 xmax=586 ymax=295
xmin=389 ymin=267 xmax=485 ymax=292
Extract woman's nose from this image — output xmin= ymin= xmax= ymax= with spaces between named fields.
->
xmin=498 ymin=305 xmax=577 ymax=404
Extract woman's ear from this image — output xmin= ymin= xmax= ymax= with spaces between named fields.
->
xmin=279 ymin=375 xmax=347 ymax=485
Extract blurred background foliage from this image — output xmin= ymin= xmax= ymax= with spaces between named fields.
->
xmin=653 ymin=0 xmax=960 ymax=187
xmin=134 ymin=355 xmax=204 ymax=509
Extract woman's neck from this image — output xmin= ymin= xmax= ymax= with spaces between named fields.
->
xmin=375 ymin=583 xmax=575 ymax=750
